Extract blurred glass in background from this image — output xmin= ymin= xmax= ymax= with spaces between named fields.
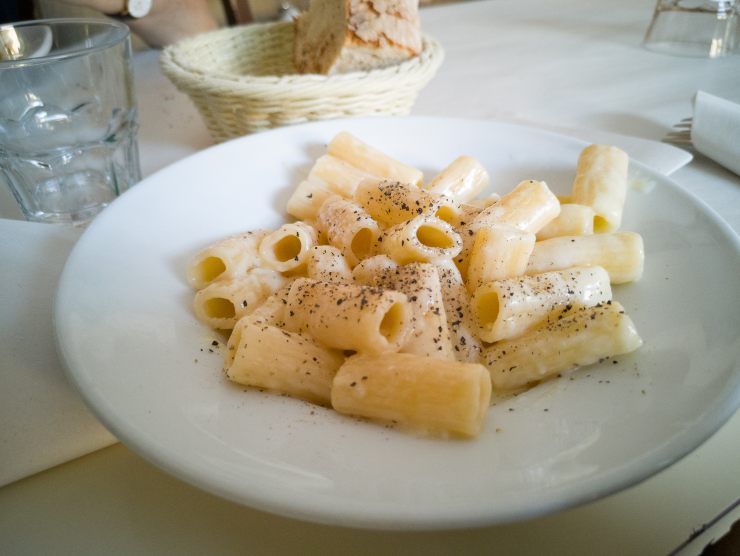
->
xmin=0 ymin=19 xmax=140 ymax=224
xmin=644 ymin=0 xmax=739 ymax=58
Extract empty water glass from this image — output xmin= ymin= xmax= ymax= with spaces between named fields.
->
xmin=643 ymin=0 xmax=739 ymax=57
xmin=0 ymin=18 xmax=141 ymax=225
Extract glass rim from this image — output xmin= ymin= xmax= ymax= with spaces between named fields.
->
xmin=0 ymin=17 xmax=130 ymax=69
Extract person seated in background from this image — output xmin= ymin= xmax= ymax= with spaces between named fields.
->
xmin=39 ymin=0 xmax=220 ymax=47
xmin=1 ymin=0 xmax=303 ymax=48
xmin=1 ymin=1 xmax=308 ymax=48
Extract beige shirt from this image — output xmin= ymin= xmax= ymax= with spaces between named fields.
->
xmin=34 ymin=0 xmax=297 ymax=46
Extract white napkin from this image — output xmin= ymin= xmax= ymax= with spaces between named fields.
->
xmin=0 ymin=219 xmax=117 ymax=488
xmin=692 ymin=91 xmax=740 ymax=177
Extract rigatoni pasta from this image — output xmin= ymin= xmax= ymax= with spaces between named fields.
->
xmin=424 ymin=155 xmax=490 ymax=202
xmin=455 ymin=179 xmax=560 ymax=278
xmin=434 ymin=259 xmax=483 ymax=363
xmin=354 ymin=179 xmax=463 ymax=228
xmin=351 ymin=254 xmax=398 ymax=285
xmin=307 ymin=245 xmax=353 ymax=284
xmin=287 ymin=155 xmax=382 ymax=221
xmin=368 ymin=263 xmax=455 ymax=360
xmin=317 ymin=196 xmax=380 ymax=267
xmin=380 ymin=215 xmax=462 ymax=264
xmin=192 ymin=268 xmax=286 ymax=330
xmin=471 ymin=179 xmax=560 ymax=234
xmin=536 ymin=203 xmax=596 ymax=241
xmin=332 ymin=353 xmax=492 ymax=438
xmin=526 ymin=231 xmax=644 ymax=284
xmin=484 ymin=301 xmax=642 ymax=390
xmin=466 ymin=226 xmax=536 ymax=292
xmin=286 ymin=176 xmax=336 ymax=221
xmin=285 ymin=278 xmax=412 ymax=354
xmin=462 ymin=193 xmax=500 ymax=211
xmin=226 ymin=314 xmax=344 ymax=406
xmin=471 ymin=266 xmax=612 ymax=343
xmin=187 ymin=230 xmax=270 ymax=290
xmin=328 ymin=131 xmax=423 ymax=186
xmin=258 ymin=222 xmax=318 ymax=273
xmin=187 ymin=133 xmax=645 ymax=440
xmin=570 ymin=144 xmax=629 ymax=233
xmin=308 ymin=154 xmax=380 ymax=198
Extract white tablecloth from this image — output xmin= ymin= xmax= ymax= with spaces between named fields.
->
xmin=1 ymin=0 xmax=738 ymax=553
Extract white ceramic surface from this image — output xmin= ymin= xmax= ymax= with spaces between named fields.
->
xmin=55 ymin=117 xmax=740 ymax=530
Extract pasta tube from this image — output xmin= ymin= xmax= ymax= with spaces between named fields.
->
xmin=526 ymin=231 xmax=644 ymax=284
xmin=354 ymin=180 xmax=463 ymax=228
xmin=424 ymin=155 xmax=490 ymax=202
xmin=466 ymin=226 xmax=536 ymax=292
xmin=483 ymin=301 xmax=643 ymax=390
xmin=186 ymin=230 xmax=269 ymax=290
xmin=380 ymin=215 xmax=462 ymax=265
xmin=192 ymin=269 xmax=286 ymax=330
xmin=434 ymin=260 xmax=482 ymax=362
xmin=571 ymin=144 xmax=629 ymax=233
xmin=286 ymin=177 xmax=336 ymax=221
xmin=258 ymin=222 xmax=319 ymax=274
xmin=247 ymin=284 xmax=293 ymax=328
xmin=456 ymin=180 xmax=560 ymax=277
xmin=441 ymin=202 xmax=487 ymax=233
xmin=307 ymin=245 xmax=353 ymax=284
xmin=351 ymin=254 xmax=398 ymax=285
xmin=285 ymin=278 xmax=412 ymax=354
xmin=226 ymin=315 xmax=344 ymax=406
xmin=371 ymin=263 xmax=455 ymax=360
xmin=328 ymin=131 xmax=423 ymax=187
xmin=473 ymin=179 xmax=560 ymax=234
xmin=471 ymin=266 xmax=612 ymax=342
xmin=331 ymin=353 xmax=492 ymax=438
xmin=308 ymin=154 xmax=380 ymax=198
xmin=453 ymin=203 xmax=482 ymax=227
xmin=317 ymin=196 xmax=380 ymax=267
xmin=462 ymin=193 xmax=501 ymax=211
xmin=536 ymin=203 xmax=596 ymax=241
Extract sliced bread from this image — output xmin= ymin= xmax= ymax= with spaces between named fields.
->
xmin=294 ymin=0 xmax=422 ymax=75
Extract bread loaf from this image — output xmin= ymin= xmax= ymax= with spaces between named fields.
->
xmin=294 ymin=0 xmax=422 ymax=75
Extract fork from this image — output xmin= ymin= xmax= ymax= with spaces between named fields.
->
xmin=663 ymin=117 xmax=694 ymax=147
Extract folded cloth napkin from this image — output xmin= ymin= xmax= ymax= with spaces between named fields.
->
xmin=0 ymin=220 xmax=117 ymax=488
xmin=692 ymin=91 xmax=740 ymax=177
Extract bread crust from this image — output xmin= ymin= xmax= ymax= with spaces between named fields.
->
xmin=294 ymin=0 xmax=421 ymax=74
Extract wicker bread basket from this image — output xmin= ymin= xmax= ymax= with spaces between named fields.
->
xmin=160 ymin=21 xmax=444 ymax=143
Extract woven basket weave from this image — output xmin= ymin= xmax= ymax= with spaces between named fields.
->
xmin=160 ymin=21 xmax=444 ymax=143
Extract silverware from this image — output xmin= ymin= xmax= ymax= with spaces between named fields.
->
xmin=663 ymin=117 xmax=693 ymax=147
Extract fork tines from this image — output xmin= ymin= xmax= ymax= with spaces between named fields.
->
xmin=664 ymin=117 xmax=693 ymax=146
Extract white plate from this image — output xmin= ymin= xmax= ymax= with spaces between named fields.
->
xmin=55 ymin=117 xmax=740 ymax=530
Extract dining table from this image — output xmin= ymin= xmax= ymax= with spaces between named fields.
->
xmin=1 ymin=0 xmax=739 ymax=553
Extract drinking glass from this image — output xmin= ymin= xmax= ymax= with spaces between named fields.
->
xmin=643 ymin=0 xmax=739 ymax=57
xmin=0 ymin=18 xmax=141 ymax=225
